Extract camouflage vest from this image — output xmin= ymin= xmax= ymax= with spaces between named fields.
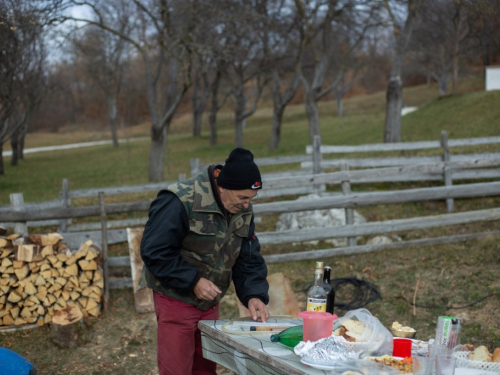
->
xmin=139 ymin=169 xmax=253 ymax=310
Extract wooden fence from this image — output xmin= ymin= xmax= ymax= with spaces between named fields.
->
xmin=1 ymin=133 xmax=499 ymax=288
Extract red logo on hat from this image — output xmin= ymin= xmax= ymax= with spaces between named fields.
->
xmin=251 ymin=181 xmax=261 ymax=189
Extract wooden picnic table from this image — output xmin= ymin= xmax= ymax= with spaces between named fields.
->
xmin=198 ymin=318 xmax=333 ymax=375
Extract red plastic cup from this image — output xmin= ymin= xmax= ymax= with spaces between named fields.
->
xmin=393 ymin=338 xmax=412 ymax=358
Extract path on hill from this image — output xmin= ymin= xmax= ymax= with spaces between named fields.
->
xmin=2 ymin=107 xmax=418 ymax=158
xmin=1 ymin=136 xmax=149 ymax=157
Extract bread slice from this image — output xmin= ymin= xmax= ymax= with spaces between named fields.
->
xmin=471 ymin=346 xmax=492 ymax=362
xmin=492 ymin=348 xmax=500 ymax=363
xmin=345 ymin=331 xmax=363 ymax=342
xmin=342 ymin=319 xmax=366 ymax=335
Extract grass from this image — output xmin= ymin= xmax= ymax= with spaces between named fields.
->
xmin=0 ymin=72 xmax=499 ymax=374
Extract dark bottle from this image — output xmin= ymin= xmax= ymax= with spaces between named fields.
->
xmin=323 ymin=266 xmax=335 ymax=314
xmin=270 ymin=325 xmax=303 ymax=347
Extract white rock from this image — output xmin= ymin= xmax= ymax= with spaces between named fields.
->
xmin=275 ymin=194 xmax=366 ymax=246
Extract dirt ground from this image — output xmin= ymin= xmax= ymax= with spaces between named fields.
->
xmin=1 ymin=233 xmax=499 ymax=374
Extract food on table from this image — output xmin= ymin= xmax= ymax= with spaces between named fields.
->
xmin=463 ymin=345 xmax=500 ymax=362
xmin=367 ymin=355 xmax=413 ymax=374
xmin=391 ymin=322 xmax=416 ymax=333
xmin=333 ymin=318 xmax=367 ymax=342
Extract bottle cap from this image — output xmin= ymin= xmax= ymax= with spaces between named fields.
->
xmin=315 ymin=261 xmax=324 ymax=269
xmin=324 ymin=266 xmax=331 ymax=270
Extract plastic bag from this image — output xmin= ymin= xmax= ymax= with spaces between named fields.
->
xmin=329 ymin=359 xmax=401 ymax=375
xmin=333 ymin=308 xmax=393 ymax=358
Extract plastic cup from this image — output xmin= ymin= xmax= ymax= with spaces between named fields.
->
xmin=413 ymin=356 xmax=433 ymax=375
xmin=436 ymin=354 xmax=456 ymax=375
xmin=297 ymin=311 xmax=337 ymax=342
xmin=393 ymin=338 xmax=412 ymax=358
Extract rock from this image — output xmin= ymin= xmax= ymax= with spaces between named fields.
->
xmin=366 ymin=236 xmax=393 ymax=245
xmin=275 ymin=194 xmax=366 ymax=246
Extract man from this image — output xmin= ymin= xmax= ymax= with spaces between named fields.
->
xmin=140 ymin=148 xmax=270 ymax=375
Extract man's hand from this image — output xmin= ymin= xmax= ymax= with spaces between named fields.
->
xmin=248 ymin=298 xmax=269 ymax=323
xmin=193 ymin=278 xmax=221 ymax=301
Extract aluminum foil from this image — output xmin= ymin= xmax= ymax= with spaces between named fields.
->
xmin=294 ymin=336 xmax=361 ymax=365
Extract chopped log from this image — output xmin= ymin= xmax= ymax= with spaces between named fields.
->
xmin=24 ymin=282 xmax=37 ymax=295
xmin=50 ymin=306 xmax=91 ymax=348
xmin=20 ymin=307 xmax=31 ymax=318
xmin=63 ymin=264 xmax=78 ymax=277
xmin=14 ymin=317 xmax=27 ymax=325
xmin=70 ymin=291 xmax=80 ymax=301
xmin=78 ymin=259 xmax=97 ymax=271
xmin=37 ymin=317 xmax=44 ymax=327
xmin=41 ymin=246 xmax=54 ymax=258
xmin=14 ymin=245 xmax=42 ymax=262
xmin=65 ymin=254 xmax=78 ymax=266
xmin=7 ymin=291 xmax=22 ymax=303
xmin=56 ymin=253 xmax=68 ymax=263
xmin=29 ymin=233 xmax=63 ymax=246
xmin=87 ymin=305 xmax=100 ymax=317
xmin=84 ymin=271 xmax=93 ymax=280
xmin=7 ymin=234 xmax=21 ymax=241
xmin=3 ymin=266 xmax=14 ymax=274
xmin=3 ymin=315 xmax=14 ymax=325
xmin=14 ymin=265 xmax=29 ymax=281
xmin=1 ymin=249 xmax=13 ymax=258
xmin=0 ymin=237 xmax=10 ymax=248
xmin=1 ymin=258 xmax=12 ymax=267
xmin=10 ymin=306 xmax=19 ymax=319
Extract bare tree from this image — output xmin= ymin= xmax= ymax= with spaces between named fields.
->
xmin=295 ymin=0 xmax=379 ymax=144
xmin=0 ymin=0 xmax=56 ymax=173
xmin=66 ymin=0 xmax=204 ymax=181
xmin=383 ymin=0 xmax=424 ymax=143
xmin=70 ymin=10 xmax=131 ymax=147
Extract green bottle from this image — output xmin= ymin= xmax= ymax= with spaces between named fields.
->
xmin=270 ymin=325 xmax=304 ymax=347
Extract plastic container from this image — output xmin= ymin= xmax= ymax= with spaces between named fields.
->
xmin=297 ymin=311 xmax=338 ymax=342
xmin=393 ymin=338 xmax=412 ymax=358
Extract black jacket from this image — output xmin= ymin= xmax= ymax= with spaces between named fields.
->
xmin=140 ymin=190 xmax=269 ymax=308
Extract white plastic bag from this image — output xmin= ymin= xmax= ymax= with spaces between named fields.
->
xmin=333 ymin=308 xmax=393 ymax=358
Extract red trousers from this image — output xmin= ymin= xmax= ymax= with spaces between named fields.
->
xmin=153 ymin=291 xmax=219 ymax=375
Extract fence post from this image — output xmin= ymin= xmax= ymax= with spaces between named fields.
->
xmin=10 ymin=193 xmax=28 ymax=236
xmin=441 ymin=131 xmax=454 ymax=213
xmin=312 ymin=135 xmax=323 ymax=194
xmin=59 ymin=178 xmax=69 ymax=233
xmin=190 ymin=158 xmax=200 ymax=177
xmin=341 ymin=163 xmax=356 ymax=247
xmin=98 ymin=192 xmax=109 ymax=313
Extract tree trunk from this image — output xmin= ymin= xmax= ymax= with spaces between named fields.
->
xmin=336 ymin=90 xmax=344 ymax=118
xmin=106 ymin=95 xmax=119 ymax=148
xmin=269 ymin=105 xmax=284 ymax=150
xmin=234 ymin=90 xmax=246 ymax=148
xmin=148 ymin=126 xmax=167 ymax=182
xmin=384 ymin=76 xmax=403 ymax=143
xmin=10 ymin=129 xmax=19 ymax=166
xmin=451 ymin=55 xmax=459 ymax=94
xmin=208 ymin=71 xmax=221 ymax=147
xmin=304 ymin=90 xmax=321 ymax=144
xmin=50 ymin=306 xmax=92 ymax=349
xmin=192 ymin=76 xmax=202 ymax=137
xmin=438 ymin=76 xmax=447 ymax=96
xmin=0 ymin=143 xmax=4 ymax=175
xmin=19 ymin=127 xmax=26 ymax=159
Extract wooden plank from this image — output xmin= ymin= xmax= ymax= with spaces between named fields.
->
xmin=67 ymin=217 xmax=148 ymax=232
xmin=61 ymin=230 xmax=128 ymax=249
xmin=340 ymin=164 xmax=355 ymax=247
xmin=10 ymin=193 xmax=27 ymax=236
xmin=263 ymin=158 xmax=500 ymax=190
xmin=108 ymin=256 xmax=130 ymax=267
xmin=257 ymin=207 xmax=500 ymax=245
xmin=264 ymin=231 xmax=500 ymax=263
xmin=441 ymin=131 xmax=454 ymax=213
xmin=0 ymin=199 xmax=66 ymax=213
xmin=99 ymin=192 xmax=109 ymax=313
xmin=109 ymin=278 xmax=133 ymax=289
xmin=67 ymin=182 xmax=171 ymax=199
xmin=127 ymin=228 xmax=154 ymax=313
xmin=253 ymin=181 xmax=500 ymax=215
xmin=306 ymin=136 xmax=500 ymax=154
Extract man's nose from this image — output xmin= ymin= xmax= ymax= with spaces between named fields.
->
xmin=242 ymin=201 xmax=250 ymax=209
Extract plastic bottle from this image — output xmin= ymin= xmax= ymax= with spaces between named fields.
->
xmin=306 ymin=261 xmax=327 ymax=312
xmin=270 ymin=325 xmax=304 ymax=347
xmin=323 ymin=266 xmax=336 ymax=314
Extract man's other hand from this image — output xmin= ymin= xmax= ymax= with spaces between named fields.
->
xmin=193 ymin=278 xmax=221 ymax=301
xmin=248 ymin=298 xmax=269 ymax=323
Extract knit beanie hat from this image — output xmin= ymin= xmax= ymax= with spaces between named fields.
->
xmin=217 ymin=148 xmax=262 ymax=190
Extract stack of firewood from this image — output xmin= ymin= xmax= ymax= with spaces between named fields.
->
xmin=0 ymin=230 xmax=103 ymax=328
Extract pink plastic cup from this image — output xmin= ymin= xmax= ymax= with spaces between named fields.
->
xmin=393 ymin=338 xmax=412 ymax=358
xmin=297 ymin=311 xmax=338 ymax=342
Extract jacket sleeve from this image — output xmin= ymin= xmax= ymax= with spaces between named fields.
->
xmin=232 ymin=216 xmax=269 ymax=308
xmin=140 ymin=190 xmax=201 ymax=293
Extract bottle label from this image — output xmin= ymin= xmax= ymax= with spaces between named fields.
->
xmin=306 ymin=298 xmax=327 ymax=312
